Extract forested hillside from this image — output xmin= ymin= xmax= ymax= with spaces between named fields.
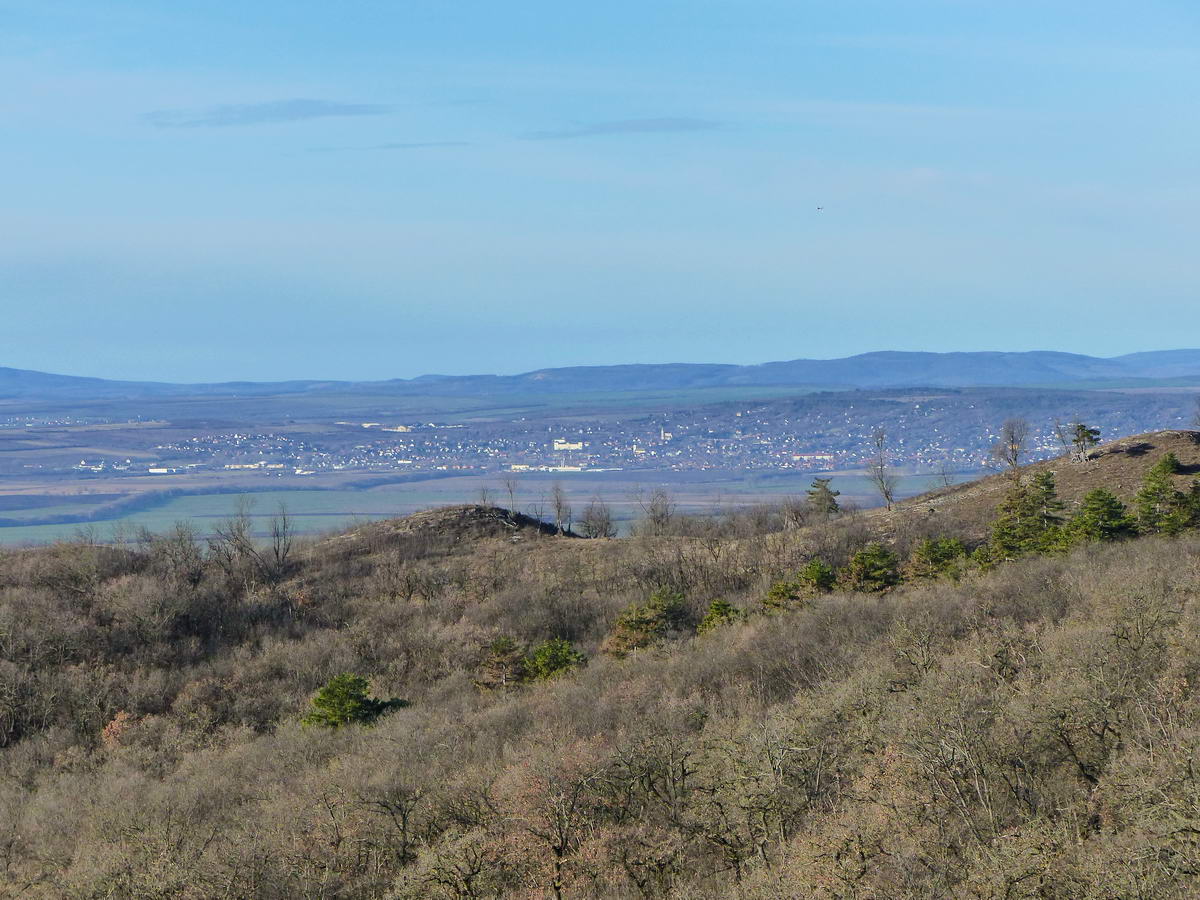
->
xmin=4 ymin=435 xmax=1200 ymax=897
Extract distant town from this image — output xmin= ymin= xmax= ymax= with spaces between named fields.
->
xmin=5 ymin=386 xmax=1192 ymax=484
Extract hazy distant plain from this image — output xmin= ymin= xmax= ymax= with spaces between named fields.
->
xmin=0 ymin=470 xmax=965 ymax=545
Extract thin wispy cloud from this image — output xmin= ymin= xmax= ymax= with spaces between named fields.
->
xmin=305 ymin=141 xmax=472 ymax=154
xmin=376 ymin=141 xmax=471 ymax=150
xmin=520 ymin=117 xmax=721 ymax=141
xmin=144 ymin=98 xmax=392 ymax=128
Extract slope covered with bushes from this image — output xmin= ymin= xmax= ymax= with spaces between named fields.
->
xmin=3 ymin=439 xmax=1200 ymax=897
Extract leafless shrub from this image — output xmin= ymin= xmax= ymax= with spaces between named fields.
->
xmin=579 ymin=496 xmax=617 ymax=538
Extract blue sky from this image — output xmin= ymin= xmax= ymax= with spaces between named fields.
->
xmin=2 ymin=0 xmax=1198 ymax=382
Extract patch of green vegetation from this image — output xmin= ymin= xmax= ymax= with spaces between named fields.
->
xmin=301 ymin=674 xmax=406 ymax=728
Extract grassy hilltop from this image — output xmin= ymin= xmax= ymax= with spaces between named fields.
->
xmin=3 ymin=433 xmax=1200 ymax=896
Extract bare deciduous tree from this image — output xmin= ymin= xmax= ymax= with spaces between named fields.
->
xmin=502 ymin=475 xmax=520 ymax=513
xmin=267 ymin=504 xmax=294 ymax=578
xmin=210 ymin=499 xmax=294 ymax=585
xmin=780 ymin=495 xmax=808 ymax=531
xmin=476 ymin=485 xmax=495 ymax=506
xmin=634 ymin=487 xmax=676 ymax=536
xmin=1053 ymin=418 xmax=1073 ymax=457
xmin=550 ymin=482 xmax=572 ymax=535
xmin=866 ymin=427 xmax=898 ymax=509
xmin=989 ymin=417 xmax=1030 ymax=477
xmin=579 ymin=496 xmax=617 ymax=538
xmin=936 ymin=459 xmax=956 ymax=488
xmin=528 ymin=492 xmax=548 ymax=530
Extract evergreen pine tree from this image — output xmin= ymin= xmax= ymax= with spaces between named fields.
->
xmin=763 ymin=559 xmax=835 ymax=611
xmin=1136 ymin=452 xmax=1187 ymax=534
xmin=523 ymin=638 xmax=586 ymax=680
xmin=905 ymin=537 xmax=968 ymax=579
xmin=302 ymin=674 xmax=403 ymax=728
xmin=601 ymin=589 xmax=691 ymax=657
xmin=806 ymin=478 xmax=841 ymax=517
xmin=697 ymin=599 xmax=743 ymax=634
xmin=1071 ymin=422 xmax=1101 ymax=462
xmin=1186 ymin=480 xmax=1200 ymax=529
xmin=476 ymin=636 xmax=528 ymax=689
xmin=987 ymin=474 xmax=1065 ymax=562
xmin=1069 ymin=489 xmax=1137 ymax=542
xmin=1030 ymin=471 xmax=1066 ymax=529
xmin=799 ymin=558 xmax=837 ymax=592
xmin=839 ymin=543 xmax=901 ymax=593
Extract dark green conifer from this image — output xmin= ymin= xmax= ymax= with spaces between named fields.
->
xmin=476 ymin=636 xmax=528 ymax=689
xmin=697 ymin=599 xmax=743 ymax=634
xmin=839 ymin=543 xmax=901 ymax=593
xmin=799 ymin=558 xmax=837 ymax=592
xmin=602 ymin=589 xmax=690 ymax=657
xmin=905 ymin=537 xmax=968 ymax=579
xmin=806 ymin=478 xmax=841 ymax=517
xmin=1136 ymin=452 xmax=1188 ymax=534
xmin=1030 ymin=471 xmax=1065 ymax=529
xmin=1070 ymin=489 xmax=1137 ymax=542
xmin=523 ymin=638 xmax=586 ymax=680
xmin=1071 ymin=422 xmax=1101 ymax=462
xmin=763 ymin=559 xmax=835 ymax=611
xmin=302 ymin=674 xmax=404 ymax=728
xmin=987 ymin=474 xmax=1065 ymax=562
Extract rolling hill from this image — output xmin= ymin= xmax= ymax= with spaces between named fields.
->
xmin=879 ymin=428 xmax=1200 ymax=542
xmin=6 ymin=348 xmax=1200 ymax=402
xmin=5 ymin=433 xmax=1200 ymax=896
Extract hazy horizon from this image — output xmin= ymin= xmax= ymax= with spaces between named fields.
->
xmin=8 ymin=345 xmax=1200 ymax=385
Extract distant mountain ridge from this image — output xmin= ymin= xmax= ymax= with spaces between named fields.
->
xmin=4 ymin=349 xmax=1200 ymax=400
